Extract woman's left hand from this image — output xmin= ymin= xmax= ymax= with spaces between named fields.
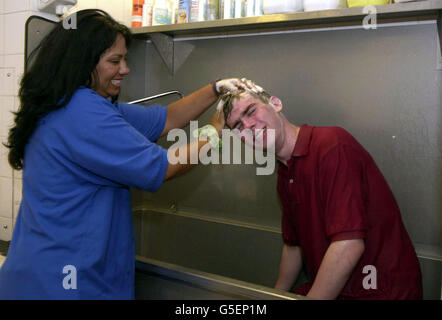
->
xmin=214 ymin=78 xmax=246 ymax=95
xmin=210 ymin=100 xmax=226 ymax=135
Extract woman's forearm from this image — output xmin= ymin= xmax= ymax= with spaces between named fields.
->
xmin=163 ymin=84 xmax=218 ymax=134
xmin=165 ymin=138 xmax=210 ymax=181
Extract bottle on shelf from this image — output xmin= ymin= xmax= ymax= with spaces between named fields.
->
xmin=142 ymin=0 xmax=154 ymax=26
xmin=198 ymin=0 xmax=206 ymax=21
xmin=171 ymin=0 xmax=179 ymax=24
xmin=245 ymin=0 xmax=254 ymax=17
xmin=220 ymin=0 xmax=234 ymax=19
xmin=206 ymin=0 xmax=219 ymax=21
xmin=233 ymin=0 xmax=243 ymax=18
xmin=153 ymin=0 xmax=173 ymax=25
xmin=190 ymin=0 xmax=201 ymax=22
xmin=131 ymin=0 xmax=145 ymax=28
xmin=263 ymin=0 xmax=303 ymax=14
xmin=177 ymin=0 xmax=190 ymax=23
xmin=254 ymin=0 xmax=263 ymax=16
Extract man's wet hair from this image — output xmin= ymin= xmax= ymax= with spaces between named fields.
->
xmin=220 ymin=89 xmax=272 ymax=128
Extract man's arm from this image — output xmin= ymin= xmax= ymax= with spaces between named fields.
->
xmin=307 ymin=239 xmax=365 ymax=300
xmin=275 ymin=244 xmax=303 ymax=291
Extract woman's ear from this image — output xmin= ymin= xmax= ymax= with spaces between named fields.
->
xmin=90 ymin=69 xmax=98 ymax=89
xmin=269 ymin=96 xmax=283 ymax=113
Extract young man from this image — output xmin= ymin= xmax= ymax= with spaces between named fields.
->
xmin=221 ymin=82 xmax=423 ymax=300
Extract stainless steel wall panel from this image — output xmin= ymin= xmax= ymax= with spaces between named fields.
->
xmin=418 ymin=258 xmax=442 ymax=300
xmin=138 ymin=210 xmax=286 ymax=287
xmin=133 ymin=23 xmax=441 ymax=247
xmin=124 ymin=22 xmax=441 ymax=298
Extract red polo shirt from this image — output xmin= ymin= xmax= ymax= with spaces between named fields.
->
xmin=277 ymin=124 xmax=422 ymax=299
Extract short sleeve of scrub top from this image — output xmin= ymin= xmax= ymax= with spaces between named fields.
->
xmin=60 ymin=89 xmax=169 ymax=191
xmin=116 ymin=102 xmax=167 ymax=143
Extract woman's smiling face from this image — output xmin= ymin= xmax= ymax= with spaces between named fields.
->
xmin=92 ymin=33 xmax=130 ymax=99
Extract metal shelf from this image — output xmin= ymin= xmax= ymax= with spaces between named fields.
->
xmin=130 ymin=1 xmax=442 ymax=74
xmin=131 ymin=1 xmax=442 ymax=38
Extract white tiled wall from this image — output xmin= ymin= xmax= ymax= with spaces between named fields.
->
xmin=0 ymin=176 xmax=13 ymax=241
xmin=0 ymin=0 xmax=55 ymax=241
xmin=0 ymin=1 xmax=134 ymax=241
xmin=4 ymin=0 xmax=35 ymax=14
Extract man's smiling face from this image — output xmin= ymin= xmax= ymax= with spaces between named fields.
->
xmin=226 ymin=92 xmax=283 ymax=150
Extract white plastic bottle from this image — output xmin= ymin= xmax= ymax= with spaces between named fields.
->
xmin=206 ymin=0 xmax=219 ymax=20
xmin=221 ymin=0 xmax=234 ymax=19
xmin=263 ymin=0 xmax=303 ymax=14
xmin=198 ymin=0 xmax=206 ymax=21
xmin=190 ymin=0 xmax=201 ymax=22
xmin=171 ymin=0 xmax=179 ymax=24
xmin=142 ymin=0 xmax=154 ymax=26
xmin=245 ymin=0 xmax=254 ymax=17
xmin=153 ymin=0 xmax=172 ymax=25
xmin=254 ymin=0 xmax=263 ymax=16
xmin=234 ymin=0 xmax=243 ymax=18
xmin=302 ymin=0 xmax=343 ymax=12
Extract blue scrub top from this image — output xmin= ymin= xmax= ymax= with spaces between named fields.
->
xmin=0 ymin=87 xmax=168 ymax=299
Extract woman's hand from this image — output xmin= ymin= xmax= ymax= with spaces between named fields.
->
xmin=214 ymin=78 xmax=244 ymax=95
xmin=214 ymin=78 xmax=264 ymax=95
xmin=210 ymin=100 xmax=225 ymax=136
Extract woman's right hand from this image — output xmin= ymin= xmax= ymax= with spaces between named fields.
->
xmin=215 ymin=77 xmax=264 ymax=96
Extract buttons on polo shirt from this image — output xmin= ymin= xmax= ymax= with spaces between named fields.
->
xmin=289 ymin=179 xmax=294 ymax=184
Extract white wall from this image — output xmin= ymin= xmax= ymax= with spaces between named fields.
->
xmin=0 ymin=0 xmax=133 ymax=241
xmin=0 ymin=0 xmax=40 ymax=241
xmin=68 ymin=0 xmax=133 ymax=27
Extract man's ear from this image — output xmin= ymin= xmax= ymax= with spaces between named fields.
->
xmin=269 ymin=96 xmax=283 ymax=113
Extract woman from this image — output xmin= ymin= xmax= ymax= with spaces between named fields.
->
xmin=0 ymin=9 xmax=242 ymax=299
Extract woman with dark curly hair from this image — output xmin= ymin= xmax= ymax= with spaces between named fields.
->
xmin=0 ymin=9 xmax=242 ymax=299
